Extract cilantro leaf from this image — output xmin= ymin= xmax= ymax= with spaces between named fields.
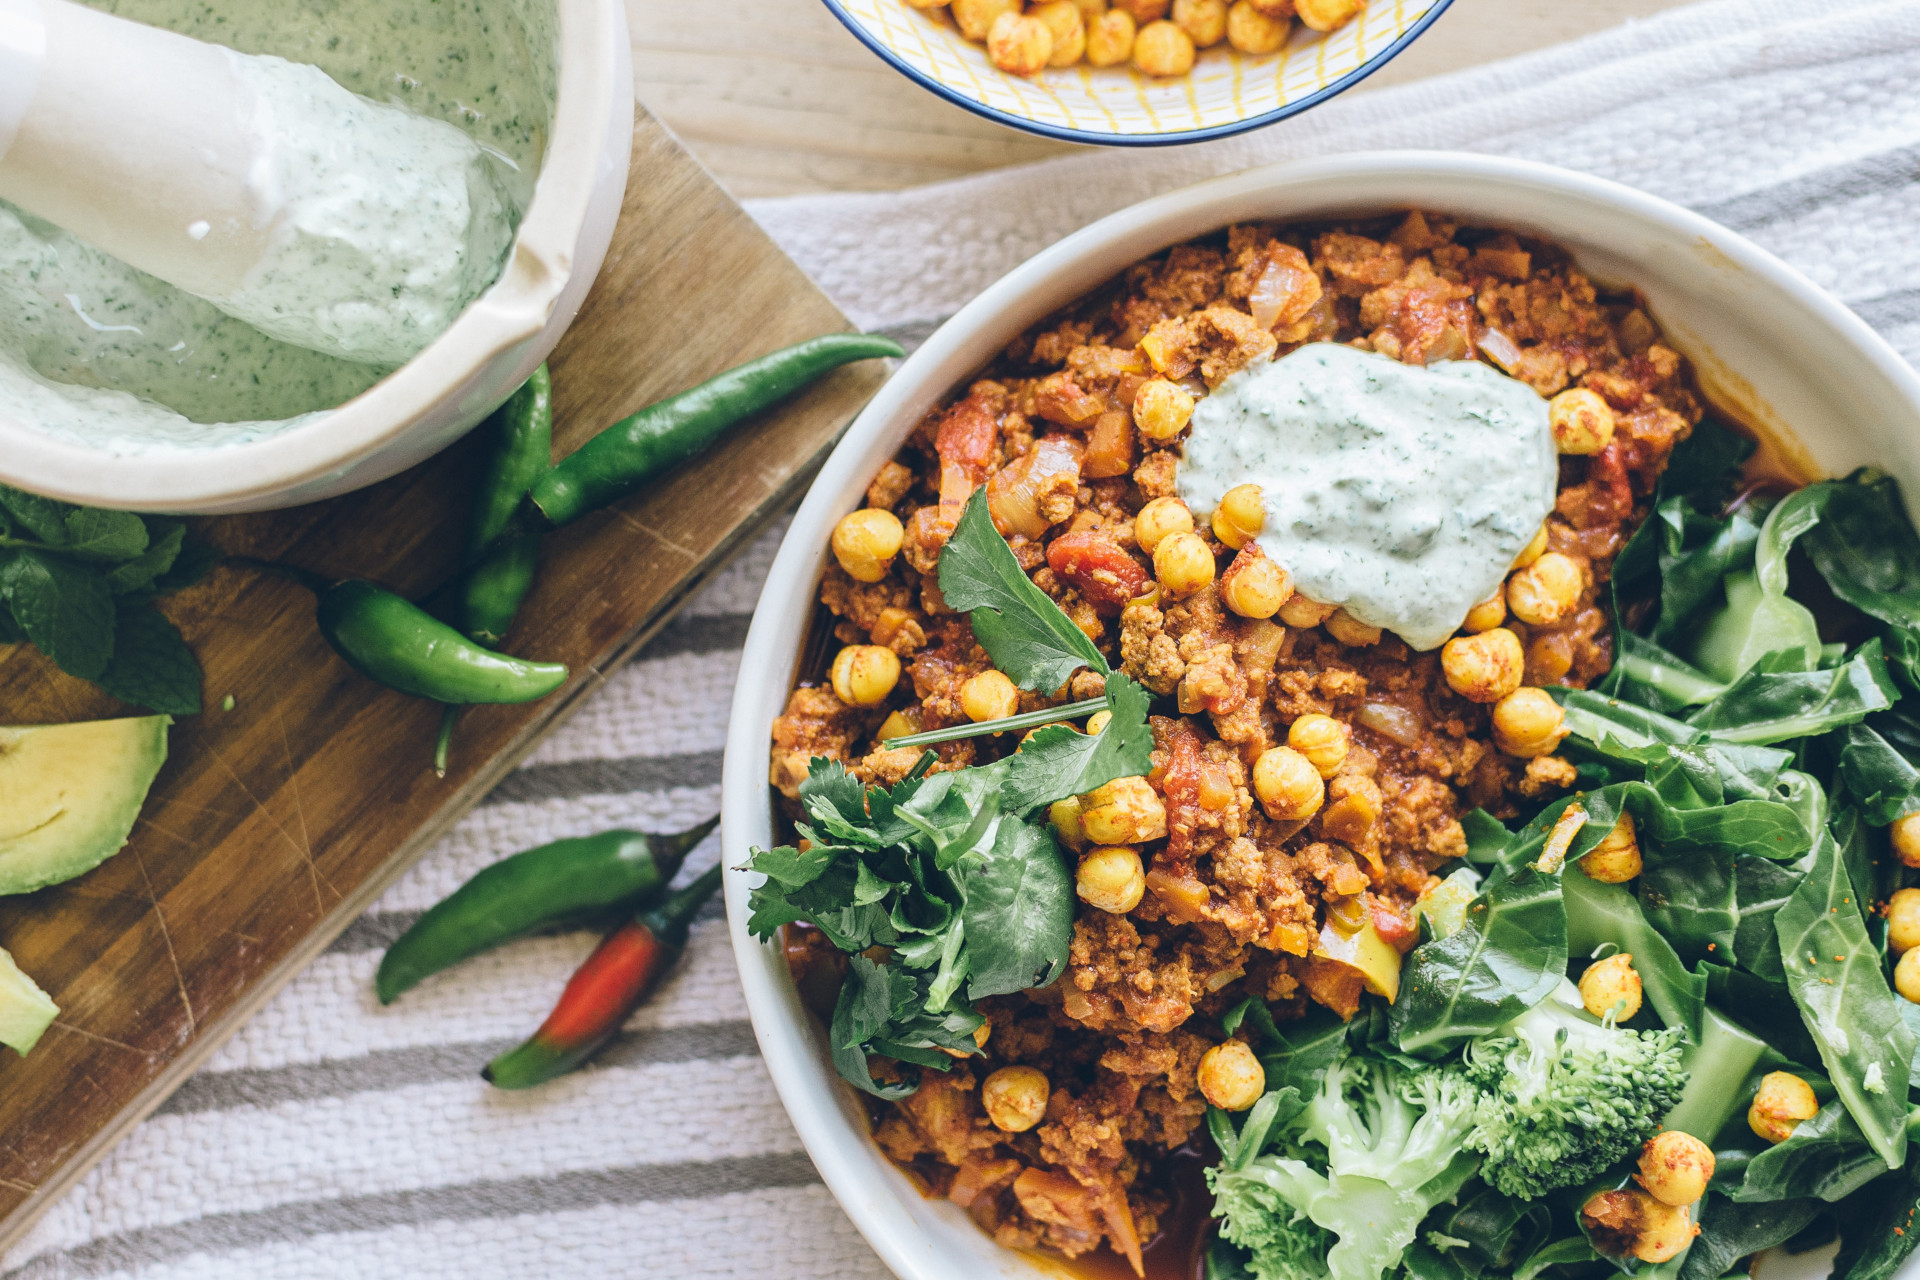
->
xmin=1003 ymin=672 xmax=1155 ymax=814
xmin=829 ymin=957 xmax=984 ymax=1099
xmin=95 ymin=605 xmax=202 ymax=714
xmin=938 ymin=487 xmax=1108 ymax=690
xmin=959 ymin=816 xmax=1072 ymax=998
xmin=0 ymin=547 xmax=116 ymax=680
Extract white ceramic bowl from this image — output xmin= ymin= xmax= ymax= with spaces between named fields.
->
xmin=722 ymin=152 xmax=1920 ymax=1280
xmin=0 ymin=0 xmax=634 ymax=515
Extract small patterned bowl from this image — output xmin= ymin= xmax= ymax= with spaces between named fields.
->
xmin=822 ymin=0 xmax=1452 ymax=145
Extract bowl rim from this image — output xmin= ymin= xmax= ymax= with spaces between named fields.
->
xmin=816 ymin=0 xmax=1456 ymax=146
xmin=0 ymin=0 xmax=626 ymax=512
xmin=722 ymin=150 xmax=1920 ymax=1280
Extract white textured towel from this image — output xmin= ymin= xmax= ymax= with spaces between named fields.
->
xmin=7 ymin=1 xmax=1920 ymax=1276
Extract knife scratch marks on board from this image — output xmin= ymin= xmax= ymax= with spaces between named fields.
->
xmin=52 ymin=1023 xmax=151 ymax=1058
xmin=609 ymin=509 xmax=702 ymax=560
xmin=273 ymin=705 xmax=335 ymax=913
xmin=196 ymin=740 xmax=326 ymax=905
xmin=130 ymin=847 xmax=196 ymax=1040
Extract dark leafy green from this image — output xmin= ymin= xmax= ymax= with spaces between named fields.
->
xmin=1775 ymin=829 xmax=1914 ymax=1168
xmin=829 ymin=956 xmax=985 ymax=1099
xmin=1685 ymin=640 xmax=1899 ymax=744
xmin=1730 ymin=1100 xmax=1890 ymax=1204
xmin=1679 ymin=1196 xmax=1823 ymax=1280
xmin=1839 ymin=713 xmax=1920 ymax=825
xmin=0 ymin=484 xmax=209 ymax=711
xmin=1390 ymin=864 xmax=1567 ymax=1054
xmin=1831 ymin=1152 xmax=1920 ymax=1280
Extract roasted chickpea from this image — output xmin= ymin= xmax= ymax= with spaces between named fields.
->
xmin=904 ymin=0 xmax=946 ymax=10
xmin=1085 ymin=7 xmax=1137 ymax=64
xmin=1154 ymin=531 xmax=1216 ymax=599
xmin=1293 ymin=0 xmax=1362 ymax=30
xmin=1509 ymin=551 xmax=1584 ymax=626
xmin=1133 ymin=377 xmax=1195 ymax=440
xmin=1212 ymin=483 xmax=1266 ymax=549
xmin=1225 ymin=0 xmax=1288 ymax=51
xmin=1893 ymin=812 xmax=1920 ymax=868
xmin=1442 ymin=628 xmax=1525 ymax=703
xmin=987 ymin=12 xmax=1054 ymax=75
xmin=1253 ymin=745 xmax=1324 ymax=821
xmin=982 ymin=1065 xmax=1051 ymax=1132
xmin=1081 ymin=776 xmax=1169 ymax=844
xmin=1049 ymin=796 xmax=1088 ymax=850
xmin=831 ymin=508 xmax=905 ymax=583
xmin=1134 ymin=496 xmax=1195 ymax=554
xmin=1078 ymin=845 xmax=1147 ymax=913
xmin=1580 ymin=953 xmax=1643 ymax=1021
xmin=1889 ymin=888 xmax=1920 ymax=954
xmin=1243 ymin=0 xmax=1290 ymax=11
xmin=1112 ymin=0 xmax=1170 ymax=21
xmin=1638 ymin=1131 xmax=1715 ymax=1208
xmin=1512 ymin=523 xmax=1550 ymax=570
xmin=1582 ymin=1189 xmax=1695 ymax=1264
xmin=1288 ymin=714 xmax=1349 ymax=779
xmin=1582 ymin=813 xmax=1642 ymax=884
xmin=1898 ymin=946 xmax=1920 ymax=1003
xmin=1132 ymin=18 xmax=1195 ymax=74
xmin=1462 ymin=582 xmax=1507 ymax=633
xmin=1198 ymin=1040 xmax=1266 ymax=1111
xmin=1278 ymin=594 xmax=1338 ymax=628
xmin=1171 ymin=0 xmax=1228 ymax=46
xmin=953 ymin=0 xmax=1020 ymax=39
xmin=961 ymin=669 xmax=1020 ymax=723
xmin=1073 ymin=0 xmax=1108 ymax=18
xmin=1749 ymin=1071 xmax=1819 ymax=1144
xmin=1086 ymin=708 xmax=1113 ymax=735
xmin=1492 ymin=687 xmax=1567 ymax=758
xmin=1324 ymin=609 xmax=1381 ymax=646
xmin=831 ymin=645 xmax=900 ymax=707
xmin=1030 ymin=0 xmax=1088 ymax=63
xmin=1550 ymin=387 xmax=1617 ymax=455
xmin=1220 ymin=547 xmax=1291 ymax=619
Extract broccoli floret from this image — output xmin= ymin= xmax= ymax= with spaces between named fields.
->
xmin=1462 ymin=980 xmax=1689 ymax=1200
xmin=1208 ymin=1052 xmax=1480 ymax=1280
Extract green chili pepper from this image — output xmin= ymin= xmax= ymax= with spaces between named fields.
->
xmin=436 ymin=369 xmax=556 ymax=774
xmin=524 ymin=333 xmax=904 ymax=533
xmin=376 ymin=818 xmax=717 ymax=1004
xmin=483 ymin=863 xmax=723 ymax=1089
xmin=317 ymin=579 xmax=569 ymax=704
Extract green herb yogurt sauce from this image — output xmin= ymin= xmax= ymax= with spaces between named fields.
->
xmin=0 ymin=0 xmax=557 ymax=454
xmin=1177 ymin=343 xmax=1557 ymax=650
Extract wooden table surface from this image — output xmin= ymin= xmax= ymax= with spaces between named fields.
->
xmin=631 ymin=0 xmax=1697 ymax=199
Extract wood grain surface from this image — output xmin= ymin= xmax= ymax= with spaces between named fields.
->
xmin=0 ymin=109 xmax=888 ymax=1251
xmin=630 ymin=0 xmax=1700 ymax=198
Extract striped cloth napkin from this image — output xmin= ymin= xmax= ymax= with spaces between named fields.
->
xmin=6 ymin=0 xmax=1920 ymax=1275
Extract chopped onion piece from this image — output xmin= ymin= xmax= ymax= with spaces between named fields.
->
xmin=1356 ymin=701 xmax=1422 ymax=746
xmin=1475 ymin=326 xmax=1523 ymax=374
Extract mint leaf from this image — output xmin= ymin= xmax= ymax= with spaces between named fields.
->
xmin=1002 ymin=672 xmax=1154 ymax=814
xmin=95 ymin=605 xmax=201 ymax=714
xmin=151 ymin=535 xmax=217 ymax=595
xmin=937 ymin=487 xmax=1107 ymax=691
xmin=61 ymin=507 xmax=149 ymax=562
xmin=0 ymin=603 xmax=22 ymax=645
xmin=1 ymin=547 xmax=115 ymax=680
xmin=106 ymin=522 xmax=186 ymax=594
xmin=0 ymin=484 xmax=73 ymax=545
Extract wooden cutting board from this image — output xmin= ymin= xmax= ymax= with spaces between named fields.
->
xmin=0 ymin=107 xmax=887 ymax=1250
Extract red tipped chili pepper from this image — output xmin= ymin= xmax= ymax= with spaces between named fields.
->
xmin=484 ymin=863 xmax=723 ymax=1089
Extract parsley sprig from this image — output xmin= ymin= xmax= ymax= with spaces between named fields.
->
xmin=0 ymin=484 xmax=212 ymax=714
xmin=746 ymin=486 xmax=1158 ymax=1096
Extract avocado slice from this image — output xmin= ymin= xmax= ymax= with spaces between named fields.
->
xmin=0 ymin=716 xmax=170 ymax=895
xmin=0 ymin=945 xmax=57 ymax=1056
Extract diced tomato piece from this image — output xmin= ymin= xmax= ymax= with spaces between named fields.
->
xmin=1045 ymin=532 xmax=1148 ymax=615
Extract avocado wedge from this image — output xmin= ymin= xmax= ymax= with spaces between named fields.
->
xmin=0 ymin=716 xmax=170 ymax=895
xmin=0 ymin=946 xmax=57 ymax=1056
